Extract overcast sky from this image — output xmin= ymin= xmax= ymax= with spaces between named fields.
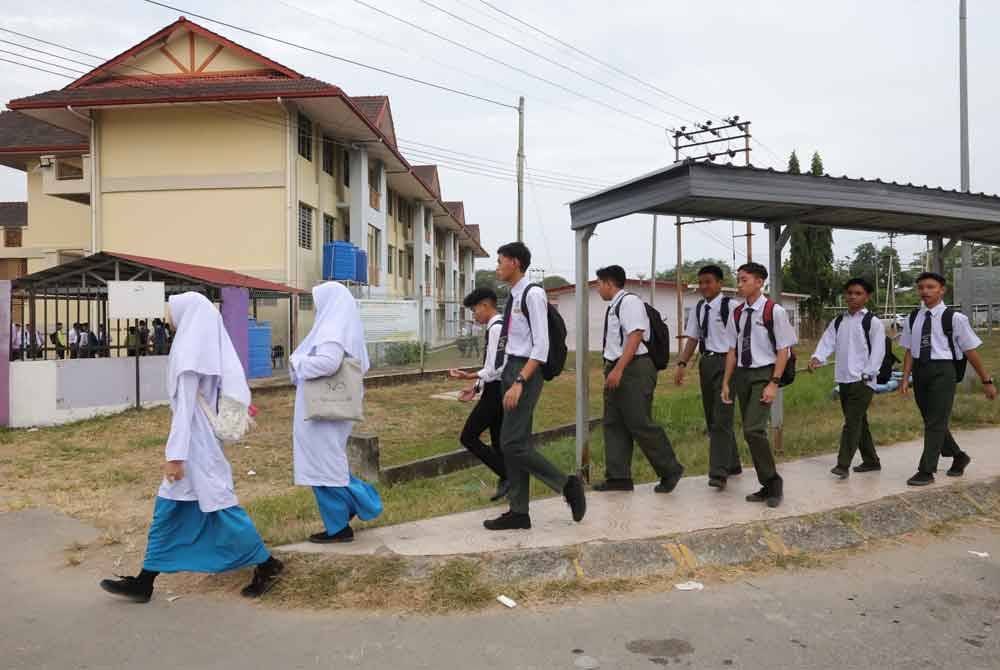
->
xmin=3 ymin=0 xmax=999 ymax=282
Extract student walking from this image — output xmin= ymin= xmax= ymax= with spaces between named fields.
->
xmin=675 ymin=265 xmax=742 ymax=490
xmin=722 ymin=263 xmax=797 ymax=508
xmin=291 ymin=282 xmax=382 ymax=543
xmin=51 ymin=322 xmax=67 ymax=359
xmin=99 ymin=292 xmax=283 ymax=602
xmin=809 ymin=278 xmax=885 ymax=479
xmin=900 ymin=272 xmax=996 ymax=486
xmin=483 ymin=241 xmax=585 ymax=531
xmin=69 ymin=323 xmax=80 ymax=359
xmin=450 ymin=287 xmax=508 ymax=501
xmin=593 ymin=265 xmax=684 ymax=493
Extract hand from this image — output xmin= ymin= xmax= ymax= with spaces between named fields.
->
xmin=448 ymin=368 xmax=467 ymax=380
xmin=458 ymin=387 xmax=477 ymax=402
xmin=760 ymin=382 xmax=778 ymax=404
xmin=503 ymin=382 xmax=523 ymax=411
xmin=673 ymin=366 xmax=686 ymax=386
xmin=808 ymin=357 xmax=822 ymax=372
xmin=900 ymin=378 xmax=910 ymax=396
xmin=605 ymin=367 xmax=624 ymax=390
xmin=984 ymin=382 xmax=998 ymax=401
xmin=163 ymin=460 xmax=184 ymax=483
xmin=721 ymin=383 xmax=732 ymax=405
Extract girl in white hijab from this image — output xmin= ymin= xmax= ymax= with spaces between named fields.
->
xmin=290 ymin=281 xmax=382 ymax=543
xmin=100 ymin=292 xmax=283 ymax=603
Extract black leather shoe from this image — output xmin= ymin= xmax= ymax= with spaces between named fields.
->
xmin=241 ymin=558 xmax=284 ymax=598
xmin=947 ymin=452 xmax=971 ymax=477
xmin=483 ymin=511 xmax=531 ymax=531
xmin=907 ymin=471 xmax=934 ymax=487
xmin=853 ymin=462 xmax=882 ymax=473
xmin=490 ymin=479 xmax=511 ymax=502
xmin=309 ymin=525 xmax=354 ymax=544
xmin=830 ymin=466 xmax=850 ymax=479
xmin=563 ymin=475 xmax=587 ymax=522
xmin=727 ymin=465 xmax=743 ymax=476
xmin=592 ymin=478 xmax=634 ymax=492
xmin=99 ymin=576 xmax=153 ymax=603
xmin=746 ymin=487 xmax=769 ymax=503
xmin=766 ymin=477 xmax=783 ymax=508
xmin=654 ymin=466 xmax=685 ymax=494
xmin=708 ymin=476 xmax=727 ymax=490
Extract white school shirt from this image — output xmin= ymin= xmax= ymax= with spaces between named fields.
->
xmin=603 ymin=290 xmax=649 ymax=361
xmin=291 ymin=341 xmax=353 ymax=487
xmin=158 ymin=371 xmax=240 ymax=513
xmin=503 ymin=276 xmax=549 ymax=362
xmin=811 ymin=308 xmax=885 ymax=388
xmin=684 ymin=294 xmax=736 ymax=354
xmin=901 ymin=302 xmax=981 ymax=360
xmin=726 ymin=294 xmax=798 ymax=369
xmin=10 ymin=327 xmax=22 ymax=349
xmin=476 ymin=314 xmax=505 ymax=387
xmin=68 ymin=328 xmax=78 ymax=346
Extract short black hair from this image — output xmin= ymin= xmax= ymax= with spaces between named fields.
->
xmin=844 ymin=277 xmax=874 ymax=294
xmin=463 ymin=287 xmax=498 ymax=309
xmin=737 ymin=262 xmax=768 ymax=281
xmin=596 ymin=265 xmax=627 ymax=288
xmin=496 ymin=241 xmax=531 ymax=272
xmin=916 ymin=271 xmax=947 ymax=287
xmin=698 ymin=264 xmax=725 ymax=281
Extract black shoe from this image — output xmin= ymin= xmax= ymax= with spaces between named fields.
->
xmin=907 ymin=471 xmax=935 ymax=487
xmin=654 ymin=466 xmax=685 ymax=494
xmin=563 ymin=475 xmax=587 ymax=522
xmin=766 ymin=477 xmax=783 ymax=508
xmin=947 ymin=453 xmax=971 ymax=477
xmin=309 ymin=525 xmax=354 ymax=544
xmin=746 ymin=487 xmax=769 ymax=503
xmin=830 ymin=466 xmax=850 ymax=479
xmin=99 ymin=575 xmax=153 ymax=603
xmin=241 ymin=558 xmax=285 ymax=598
xmin=708 ymin=476 xmax=727 ymax=490
xmin=592 ymin=478 xmax=634 ymax=492
xmin=490 ymin=478 xmax=511 ymax=502
xmin=853 ymin=462 xmax=882 ymax=473
xmin=483 ymin=511 xmax=531 ymax=531
xmin=727 ymin=465 xmax=743 ymax=476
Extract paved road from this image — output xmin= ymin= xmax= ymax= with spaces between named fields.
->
xmin=2 ymin=508 xmax=998 ymax=669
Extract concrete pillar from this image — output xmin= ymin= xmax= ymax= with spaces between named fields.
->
xmin=221 ymin=287 xmax=250 ymax=376
xmin=348 ymin=147 xmax=369 ymax=250
xmin=426 ymin=212 xmax=437 ymax=342
xmin=574 ymin=227 xmax=594 ymax=478
xmin=767 ymin=223 xmax=784 ymax=454
xmin=445 ymin=230 xmax=457 ymax=338
xmin=0 ymin=280 xmax=10 ymax=426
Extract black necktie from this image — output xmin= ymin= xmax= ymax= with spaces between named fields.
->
xmin=740 ymin=308 xmax=754 ymax=368
xmin=919 ymin=311 xmax=933 ymax=363
xmin=700 ymin=305 xmax=711 ymax=354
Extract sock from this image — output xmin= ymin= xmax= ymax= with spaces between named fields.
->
xmin=258 ymin=556 xmax=280 ymax=572
xmin=137 ymin=569 xmax=159 ymax=588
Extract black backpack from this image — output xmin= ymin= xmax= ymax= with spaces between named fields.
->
xmin=908 ymin=307 xmax=967 ymax=380
xmin=734 ymin=299 xmax=796 ymax=387
xmin=604 ymin=292 xmax=670 ymax=370
xmin=833 ymin=312 xmax=899 ymax=385
xmin=518 ymin=283 xmax=568 ymax=381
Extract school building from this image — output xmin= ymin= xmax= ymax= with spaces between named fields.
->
xmin=0 ymin=16 xmax=487 ymax=347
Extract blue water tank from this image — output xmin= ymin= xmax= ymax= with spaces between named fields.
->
xmin=247 ymin=319 xmax=273 ymax=379
xmin=355 ymin=248 xmax=368 ymax=284
xmin=324 ymin=241 xmax=357 ymax=281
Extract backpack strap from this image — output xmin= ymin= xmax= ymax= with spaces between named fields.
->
xmin=942 ymin=307 xmax=960 ymax=363
xmin=614 ymin=292 xmax=638 ymax=345
xmin=719 ymin=296 xmax=731 ymax=326
xmin=695 ymin=299 xmax=704 ymax=331
xmin=908 ymin=308 xmax=920 ymax=330
xmin=762 ymin=299 xmax=778 ymax=353
xmin=861 ymin=311 xmax=874 ymax=355
xmin=520 ymin=283 xmax=544 ymax=344
xmin=733 ymin=303 xmax=745 ymax=334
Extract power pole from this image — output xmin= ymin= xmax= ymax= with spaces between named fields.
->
xmin=959 ymin=0 xmax=974 ymax=385
xmin=744 ymin=122 xmax=753 ymax=261
xmin=516 ymin=96 xmax=525 ymax=242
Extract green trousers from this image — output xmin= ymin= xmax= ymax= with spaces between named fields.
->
xmin=836 ymin=382 xmax=879 ymax=469
xmin=912 ymin=360 xmax=964 ymax=475
xmin=699 ymin=354 xmax=740 ymax=478
xmin=500 ymin=357 xmax=568 ymax=514
xmin=602 ymin=356 xmax=682 ymax=481
xmin=731 ymin=365 xmax=779 ymax=486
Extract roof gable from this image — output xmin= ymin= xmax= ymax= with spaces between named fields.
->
xmin=350 ymin=96 xmax=396 ymax=148
xmin=412 ymin=165 xmax=440 ymax=198
xmin=444 ymin=201 xmax=465 ymax=225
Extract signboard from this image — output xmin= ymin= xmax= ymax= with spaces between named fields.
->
xmin=107 ymin=281 xmax=166 ymax=319
xmin=358 ymin=299 xmax=419 ymax=343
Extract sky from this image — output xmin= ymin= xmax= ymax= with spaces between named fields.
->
xmin=2 ymin=0 xmax=999 ymax=283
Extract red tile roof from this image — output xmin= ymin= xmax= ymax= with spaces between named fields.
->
xmin=0 ymin=202 xmax=27 ymax=228
xmin=0 ymin=111 xmax=88 ymax=153
xmin=412 ymin=165 xmax=441 ymax=198
xmin=444 ymin=201 xmax=466 ymax=225
xmin=465 ymin=224 xmax=481 ymax=243
xmin=349 ymin=95 xmax=396 ymax=148
xmin=107 ymin=252 xmax=306 ymax=295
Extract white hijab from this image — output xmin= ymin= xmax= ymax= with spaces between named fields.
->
xmin=290 ymin=282 xmax=370 ymax=375
xmin=166 ymin=292 xmax=251 ymax=406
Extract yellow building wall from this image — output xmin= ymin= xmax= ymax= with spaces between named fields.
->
xmin=23 ymin=165 xmax=91 ymax=273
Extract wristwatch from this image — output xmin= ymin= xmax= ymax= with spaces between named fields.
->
xmin=984 ymin=377 xmax=995 ymax=386
xmin=515 ymin=374 xmax=527 ymax=385
xmin=677 ymin=361 xmax=687 ymax=368
xmin=769 ymin=376 xmax=781 ymax=385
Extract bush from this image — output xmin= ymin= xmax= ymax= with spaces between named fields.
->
xmin=383 ymin=342 xmax=424 ymax=366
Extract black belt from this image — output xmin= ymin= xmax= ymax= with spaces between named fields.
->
xmin=701 ymin=351 xmax=728 ymax=357
xmin=604 ymin=353 xmax=648 ymax=366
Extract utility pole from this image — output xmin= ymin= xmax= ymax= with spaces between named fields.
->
xmin=516 ymin=96 xmax=525 ymax=242
xmin=744 ymin=122 xmax=753 ymax=261
xmin=959 ymin=0 xmax=975 ymax=385
xmin=650 ymin=215 xmax=657 ymax=308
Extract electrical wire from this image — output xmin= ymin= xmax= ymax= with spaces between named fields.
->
xmin=0 ymin=55 xmax=80 ymax=79
xmin=0 ymin=48 xmax=87 ymax=75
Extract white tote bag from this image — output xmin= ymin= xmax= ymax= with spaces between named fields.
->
xmin=302 ymin=356 xmax=365 ymax=422
xmin=197 ymin=393 xmax=255 ymax=443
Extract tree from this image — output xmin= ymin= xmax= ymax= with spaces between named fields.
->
xmin=656 ymin=258 xmax=734 ymax=287
xmin=786 ymin=151 xmax=836 ymax=333
xmin=475 ymin=269 xmax=509 ymax=303
xmin=849 ymin=243 xmax=880 ymax=287
xmin=810 ymin=151 xmax=824 ymax=176
xmin=787 ymin=150 xmax=801 ymax=175
xmin=541 ymin=275 xmax=570 ymax=290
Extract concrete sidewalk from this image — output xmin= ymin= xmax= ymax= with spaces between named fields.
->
xmin=280 ymin=427 xmax=1000 ymax=558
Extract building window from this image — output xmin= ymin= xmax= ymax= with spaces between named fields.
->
xmin=323 ymin=214 xmax=336 ymax=244
xmin=297 ymin=113 xmax=313 ymax=161
xmin=387 ymin=244 xmax=395 ymax=274
xmin=300 ymin=294 xmax=314 ymax=310
xmin=4 ymin=228 xmax=22 ymax=248
xmin=298 ymin=203 xmax=313 ymax=250
xmin=343 ymin=151 xmax=350 ymax=187
xmin=322 ymin=137 xmax=334 ymax=175
xmin=407 ymin=252 xmax=414 ymax=280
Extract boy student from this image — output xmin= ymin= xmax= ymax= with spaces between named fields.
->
xmin=900 ymin=272 xmax=996 ymax=486
xmin=450 ymin=287 xmax=509 ymax=502
xmin=721 ymin=262 xmax=797 ymax=508
xmin=594 ymin=265 xmax=684 ymax=493
xmin=808 ymin=278 xmax=885 ymax=479
xmin=484 ymin=241 xmax=586 ymax=530
xmin=675 ymin=265 xmax=742 ymax=490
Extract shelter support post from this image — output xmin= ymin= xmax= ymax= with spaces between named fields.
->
xmin=767 ymin=223 xmax=787 ymax=455
xmin=575 ymin=224 xmax=596 ymax=480
xmin=932 ymin=237 xmax=947 ymax=276
xmin=221 ymin=287 xmax=250 ymax=376
xmin=0 ymin=281 xmax=10 ymax=426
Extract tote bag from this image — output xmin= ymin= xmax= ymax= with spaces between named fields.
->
xmin=302 ymin=356 xmax=365 ymax=422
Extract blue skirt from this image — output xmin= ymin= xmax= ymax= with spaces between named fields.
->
xmin=142 ymin=497 xmax=270 ymax=574
xmin=313 ymin=477 xmax=383 ymax=534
